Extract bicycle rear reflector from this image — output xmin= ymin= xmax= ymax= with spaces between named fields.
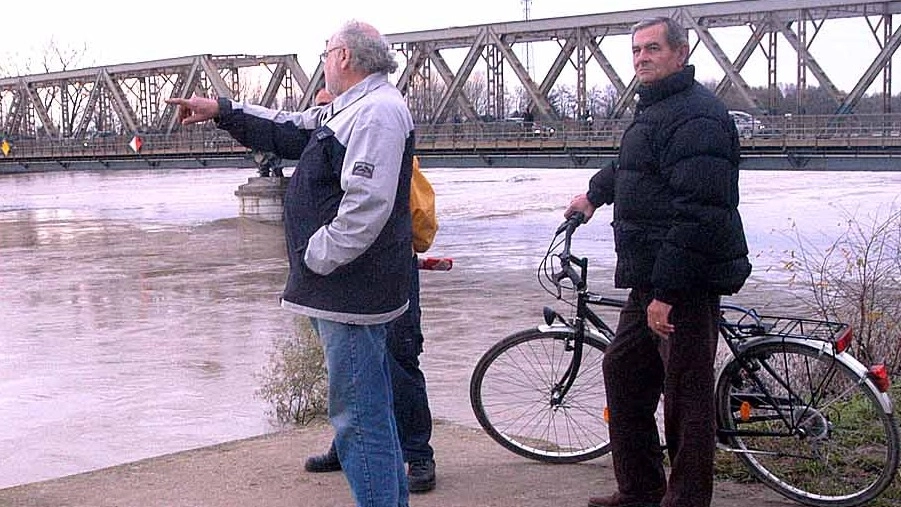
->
xmin=834 ymin=327 xmax=853 ymax=353
xmin=868 ymin=364 xmax=891 ymax=393
xmin=603 ymin=406 xmax=609 ymax=423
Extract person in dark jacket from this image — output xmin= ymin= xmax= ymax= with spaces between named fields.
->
xmin=167 ymin=20 xmax=414 ymax=507
xmin=564 ymin=16 xmax=752 ymax=507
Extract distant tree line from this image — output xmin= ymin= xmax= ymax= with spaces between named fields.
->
xmin=0 ymin=39 xmax=89 ymax=78
xmin=710 ymin=80 xmax=901 ymax=116
xmin=406 ymin=72 xmax=901 ymax=123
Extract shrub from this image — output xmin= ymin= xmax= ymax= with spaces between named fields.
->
xmin=256 ymin=317 xmax=328 ymax=425
xmin=783 ymin=206 xmax=901 ymax=374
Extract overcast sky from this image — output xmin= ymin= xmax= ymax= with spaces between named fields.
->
xmin=0 ymin=0 xmax=888 ymax=94
xmin=4 ymin=0 xmax=713 ymax=65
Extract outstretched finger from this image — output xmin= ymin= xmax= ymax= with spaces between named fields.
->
xmin=164 ymin=98 xmax=190 ymax=123
xmin=181 ymin=113 xmax=206 ymax=126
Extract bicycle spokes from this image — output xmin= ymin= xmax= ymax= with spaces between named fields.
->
xmin=717 ymin=342 xmax=900 ymax=505
xmin=470 ymin=329 xmax=613 ymax=463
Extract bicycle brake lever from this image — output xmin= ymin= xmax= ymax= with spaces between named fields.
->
xmin=555 ymin=221 xmax=569 ymax=235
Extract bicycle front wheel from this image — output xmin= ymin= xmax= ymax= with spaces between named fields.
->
xmin=716 ymin=341 xmax=900 ymax=507
xmin=469 ymin=327 xmax=611 ymax=464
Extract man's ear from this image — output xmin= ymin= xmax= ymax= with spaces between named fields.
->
xmin=678 ymin=44 xmax=689 ymax=67
xmin=340 ymin=49 xmax=352 ymax=70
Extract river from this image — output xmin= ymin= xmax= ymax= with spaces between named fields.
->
xmin=1 ymin=166 xmax=899 ymax=488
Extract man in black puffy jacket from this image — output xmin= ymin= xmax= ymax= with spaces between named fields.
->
xmin=565 ymin=16 xmax=752 ymax=507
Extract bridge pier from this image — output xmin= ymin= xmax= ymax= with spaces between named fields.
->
xmin=234 ymin=176 xmax=287 ymax=222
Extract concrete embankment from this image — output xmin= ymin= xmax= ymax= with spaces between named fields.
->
xmin=0 ymin=420 xmax=795 ymax=507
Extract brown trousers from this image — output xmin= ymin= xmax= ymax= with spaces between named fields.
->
xmin=602 ymin=289 xmax=720 ymax=507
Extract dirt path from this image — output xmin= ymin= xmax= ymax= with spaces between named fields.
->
xmin=0 ymin=420 xmax=796 ymax=507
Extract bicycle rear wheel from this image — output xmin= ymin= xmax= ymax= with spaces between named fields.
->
xmin=469 ymin=327 xmax=611 ymax=464
xmin=716 ymin=341 xmax=900 ymax=507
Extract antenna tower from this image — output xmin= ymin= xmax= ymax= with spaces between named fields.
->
xmin=522 ymin=0 xmax=533 ymax=78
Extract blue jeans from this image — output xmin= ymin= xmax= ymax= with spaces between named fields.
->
xmin=387 ymin=254 xmax=434 ymax=463
xmin=310 ymin=318 xmax=409 ymax=507
xmin=326 ymin=255 xmax=435 ymax=464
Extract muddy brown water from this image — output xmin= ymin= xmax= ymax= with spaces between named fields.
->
xmin=2 ymin=166 xmax=899 ymax=488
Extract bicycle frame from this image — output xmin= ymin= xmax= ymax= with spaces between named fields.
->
xmin=543 ymin=294 xmax=894 ymax=439
xmin=541 ymin=222 xmax=894 ymax=439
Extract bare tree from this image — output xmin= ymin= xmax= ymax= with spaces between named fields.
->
xmin=549 ymin=84 xmax=577 ymax=119
xmin=463 ymin=71 xmax=489 ymax=118
xmin=0 ymin=37 xmax=91 ymax=77
xmin=588 ymin=84 xmax=619 ymax=119
xmin=785 ymin=206 xmax=901 ymax=373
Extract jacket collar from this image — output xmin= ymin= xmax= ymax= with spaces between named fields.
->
xmin=636 ymin=65 xmax=696 ymax=112
xmin=328 ymin=73 xmax=389 ymax=116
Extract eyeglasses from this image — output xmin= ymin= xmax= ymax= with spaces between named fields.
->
xmin=319 ymin=46 xmax=345 ymax=62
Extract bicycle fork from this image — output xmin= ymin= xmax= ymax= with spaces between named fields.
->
xmin=548 ymin=315 xmax=585 ymax=409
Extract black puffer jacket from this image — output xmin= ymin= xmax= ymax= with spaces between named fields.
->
xmin=586 ymin=65 xmax=751 ymax=303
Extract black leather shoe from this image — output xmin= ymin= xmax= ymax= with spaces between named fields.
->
xmin=587 ymin=491 xmax=662 ymax=507
xmin=304 ymin=447 xmax=341 ymax=473
xmin=407 ymin=459 xmax=436 ymax=493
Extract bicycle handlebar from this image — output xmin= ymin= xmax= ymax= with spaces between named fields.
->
xmin=556 ymin=211 xmax=586 ymax=235
xmin=545 ymin=212 xmax=588 ymax=293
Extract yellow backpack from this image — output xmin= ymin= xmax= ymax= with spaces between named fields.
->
xmin=410 ymin=155 xmax=438 ymax=253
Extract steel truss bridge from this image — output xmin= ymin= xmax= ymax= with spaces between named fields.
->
xmin=3 ymin=0 xmax=901 ymax=172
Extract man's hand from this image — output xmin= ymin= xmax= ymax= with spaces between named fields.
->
xmin=564 ymin=193 xmax=597 ymax=222
xmin=165 ymin=96 xmax=221 ymax=125
xmin=647 ymin=299 xmax=675 ymax=339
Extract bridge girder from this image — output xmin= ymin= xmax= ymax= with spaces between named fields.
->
xmin=0 ymin=55 xmax=312 ymax=139
xmin=2 ymin=0 xmax=901 ymax=140
xmin=388 ymin=0 xmax=901 ymax=120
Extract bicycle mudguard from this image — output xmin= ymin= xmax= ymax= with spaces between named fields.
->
xmin=536 ymin=323 xmax=614 ymax=347
xmin=718 ymin=335 xmax=894 ymax=415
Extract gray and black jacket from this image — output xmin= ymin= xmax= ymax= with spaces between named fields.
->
xmin=216 ymin=73 xmax=415 ymax=324
xmin=586 ymin=65 xmax=751 ymax=303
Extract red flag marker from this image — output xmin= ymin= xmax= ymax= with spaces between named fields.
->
xmin=129 ymin=135 xmax=143 ymax=153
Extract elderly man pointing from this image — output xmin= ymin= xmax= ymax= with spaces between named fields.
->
xmin=168 ymin=20 xmax=414 ymax=507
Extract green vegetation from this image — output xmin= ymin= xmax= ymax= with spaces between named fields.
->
xmin=715 ymin=386 xmax=901 ymax=506
xmin=256 ymin=317 xmax=328 ymax=426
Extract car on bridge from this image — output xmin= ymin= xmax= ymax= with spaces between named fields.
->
xmin=729 ymin=110 xmax=765 ymax=138
xmin=503 ymin=116 xmax=556 ymax=137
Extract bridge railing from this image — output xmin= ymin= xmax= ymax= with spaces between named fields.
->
xmin=4 ymin=114 xmax=901 ymax=163
xmin=730 ymin=113 xmax=901 ymax=148
xmin=1 ymin=129 xmax=250 ymax=161
xmin=415 ymin=113 xmax=901 ymax=151
xmin=415 ymin=119 xmax=633 ymax=152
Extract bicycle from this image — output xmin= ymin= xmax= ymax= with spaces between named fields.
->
xmin=469 ymin=212 xmax=900 ymax=507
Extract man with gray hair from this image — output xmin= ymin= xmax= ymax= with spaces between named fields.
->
xmin=565 ymin=16 xmax=751 ymax=507
xmin=167 ymin=20 xmax=415 ymax=507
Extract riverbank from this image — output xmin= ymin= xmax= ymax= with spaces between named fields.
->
xmin=0 ymin=420 xmax=795 ymax=507
xmin=7 ymin=167 xmax=900 ymax=494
